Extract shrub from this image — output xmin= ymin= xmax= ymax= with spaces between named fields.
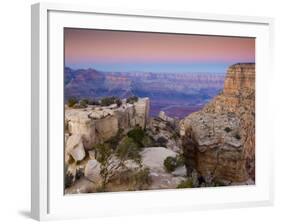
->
xmin=177 ymin=179 xmax=193 ymax=188
xmin=93 ymin=143 xmax=113 ymax=164
xmin=64 ymin=172 xmax=73 ymax=189
xmin=164 ymin=156 xmax=178 ymax=172
xmin=132 ymin=168 xmax=152 ymax=189
xmin=93 ymin=143 xmax=122 ymax=188
xmin=115 ymin=98 xmax=122 ymax=107
xmin=171 ymin=132 xmax=179 ymax=140
xmin=79 ymin=98 xmax=89 ymax=107
xmin=127 ymin=127 xmax=145 ymax=146
xmin=88 ymin=99 xmax=100 ymax=106
xmin=126 ymin=96 xmax=138 ymax=104
xmin=164 ymin=155 xmax=185 ymax=173
xmin=214 ymin=180 xmax=226 ymax=187
xmin=75 ymin=168 xmax=84 ymax=180
xmin=155 ymin=126 xmax=160 ymax=133
xmin=224 ymin=127 xmax=232 ymax=133
xmin=105 ymin=128 xmax=124 ymax=150
xmin=156 ymin=136 xmax=168 ymax=147
xmin=116 ymin=136 xmax=141 ymax=163
xmin=64 ymin=165 xmax=74 ymax=188
xmin=67 ymin=97 xmax=78 ymax=107
xmin=141 ymin=135 xmax=155 ymax=147
xmin=100 ymin=96 xmax=120 ymax=106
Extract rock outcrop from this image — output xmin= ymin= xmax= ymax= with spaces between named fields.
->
xmin=65 ymin=97 xmax=150 ymax=151
xmin=180 ymin=63 xmax=255 ymax=183
xmin=65 ymin=134 xmax=86 ymax=162
xmin=84 ymin=159 xmax=102 ymax=185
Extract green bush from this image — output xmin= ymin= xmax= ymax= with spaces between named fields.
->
xmin=171 ymin=132 xmax=179 ymax=140
xmin=156 ymin=136 xmax=168 ymax=147
xmin=100 ymin=96 xmax=120 ymax=107
xmin=64 ymin=165 xmax=74 ymax=188
xmin=126 ymin=96 xmax=138 ymax=104
xmin=115 ymin=98 xmax=122 ymax=107
xmin=93 ymin=143 xmax=113 ymax=165
xmin=132 ymin=168 xmax=152 ymax=189
xmin=64 ymin=172 xmax=73 ymax=189
xmin=75 ymin=168 xmax=84 ymax=180
xmin=164 ymin=155 xmax=185 ymax=173
xmin=67 ymin=97 xmax=78 ymax=107
xmin=105 ymin=128 xmax=124 ymax=150
xmin=88 ymin=99 xmax=100 ymax=106
xmin=177 ymin=179 xmax=193 ymax=188
xmin=116 ymin=136 xmax=141 ymax=163
xmin=214 ymin=180 xmax=226 ymax=187
xmin=79 ymin=98 xmax=89 ymax=107
xmin=92 ymin=143 xmax=119 ymax=188
xmin=224 ymin=127 xmax=232 ymax=133
xmin=141 ymin=135 xmax=155 ymax=147
xmin=127 ymin=127 xmax=145 ymax=146
xmin=164 ymin=156 xmax=178 ymax=172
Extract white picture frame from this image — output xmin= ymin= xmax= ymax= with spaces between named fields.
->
xmin=31 ymin=2 xmax=274 ymax=221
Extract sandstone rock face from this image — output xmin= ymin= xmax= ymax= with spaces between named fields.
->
xmin=65 ymin=134 xmax=86 ymax=162
xmin=223 ymin=63 xmax=255 ymax=96
xmin=131 ymin=97 xmax=150 ymax=129
xmin=180 ymin=63 xmax=255 ymax=183
xmin=65 ymin=97 xmax=150 ymax=150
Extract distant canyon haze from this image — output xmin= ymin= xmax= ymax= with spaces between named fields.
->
xmin=64 ymin=67 xmax=225 ymax=118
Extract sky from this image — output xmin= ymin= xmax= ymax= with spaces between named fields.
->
xmin=64 ymin=28 xmax=255 ymax=73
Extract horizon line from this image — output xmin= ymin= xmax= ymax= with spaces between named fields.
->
xmin=64 ymin=62 xmax=255 ymax=74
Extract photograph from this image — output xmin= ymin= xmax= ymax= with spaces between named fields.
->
xmin=63 ymin=28 xmax=255 ymax=194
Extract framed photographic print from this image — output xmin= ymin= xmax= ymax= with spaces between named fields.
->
xmin=31 ymin=2 xmax=274 ymax=221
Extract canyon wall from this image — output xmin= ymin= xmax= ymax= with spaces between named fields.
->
xmin=65 ymin=97 xmax=150 ymax=154
xmin=180 ymin=63 xmax=255 ymax=183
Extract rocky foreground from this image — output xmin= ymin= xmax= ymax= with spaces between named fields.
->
xmin=64 ymin=63 xmax=255 ymax=194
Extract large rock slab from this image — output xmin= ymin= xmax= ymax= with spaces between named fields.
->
xmin=65 ymin=134 xmax=85 ymax=162
xmin=140 ymin=147 xmax=177 ymax=172
xmin=140 ymin=147 xmax=187 ymax=189
xmin=84 ymin=159 xmax=102 ymax=185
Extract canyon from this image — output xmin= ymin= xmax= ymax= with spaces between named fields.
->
xmin=64 ymin=68 xmax=225 ymax=118
xmin=64 ymin=63 xmax=255 ymax=194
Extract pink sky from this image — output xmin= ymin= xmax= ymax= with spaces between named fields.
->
xmin=64 ymin=28 xmax=255 ymax=72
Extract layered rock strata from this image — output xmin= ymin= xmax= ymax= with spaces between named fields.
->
xmin=65 ymin=97 xmax=150 ymax=151
xmin=180 ymin=63 xmax=255 ymax=183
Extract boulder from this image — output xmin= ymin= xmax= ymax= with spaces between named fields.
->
xmin=65 ymin=134 xmax=85 ymax=162
xmin=84 ymin=159 xmax=102 ymax=185
xmin=141 ymin=147 xmax=177 ymax=172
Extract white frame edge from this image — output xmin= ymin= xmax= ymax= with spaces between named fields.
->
xmin=31 ymin=3 xmax=49 ymax=220
xmin=31 ymin=2 xmax=275 ymax=221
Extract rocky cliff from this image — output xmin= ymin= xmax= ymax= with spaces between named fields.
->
xmin=180 ymin=63 xmax=255 ymax=183
xmin=65 ymin=97 xmax=150 ymax=157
